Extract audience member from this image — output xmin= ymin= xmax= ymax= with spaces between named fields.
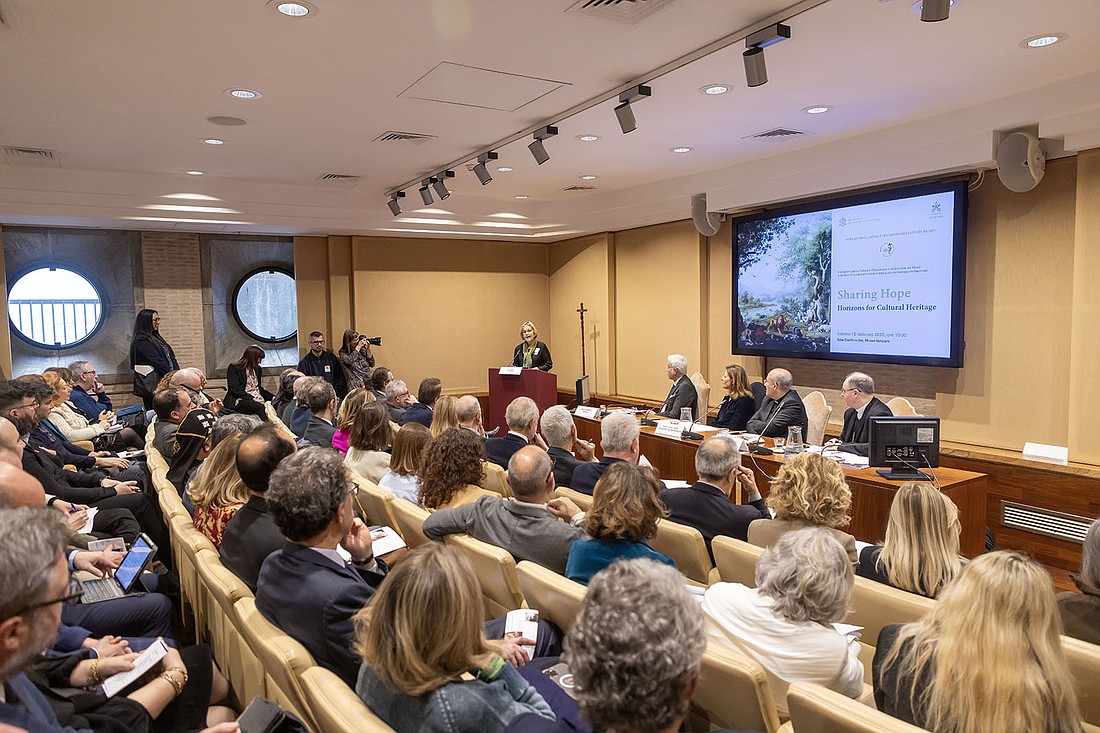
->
xmin=455 ymin=395 xmax=485 ymax=438
xmin=151 ymin=387 xmax=194 ymax=458
xmin=429 ymin=394 xmax=460 ymax=438
xmin=656 ymin=353 xmax=698 ymax=418
xmin=369 ymin=367 xmax=393 ymax=403
xmin=332 ymin=388 xmax=373 ymax=455
xmin=661 ymin=434 xmax=769 ymax=560
xmin=424 ymin=445 xmax=587 ymax=574
xmin=485 ymin=397 xmax=542 ymax=469
xmin=403 ymin=377 xmax=441 ymax=428
xmin=1057 ymin=517 xmax=1100 ymax=645
xmin=824 ymin=371 xmax=893 ymax=456
xmin=705 ymin=527 xmax=863 ymax=717
xmin=224 ymin=345 xmax=272 ymax=418
xmin=566 ymin=462 xmax=674 ymax=585
xmin=345 ymin=400 xmax=394 ymax=482
xmin=747 ymin=451 xmax=857 ymax=563
xmin=220 ymin=426 xmax=297 ymax=592
xmin=64 ymin=360 xmax=112 ymax=421
xmin=857 ymin=482 xmax=962 ymax=598
xmin=208 ymin=413 xmax=261 ymax=449
xmin=353 ymin=543 xmax=554 ymax=733
xmin=297 ymin=330 xmax=347 ymax=397
xmin=43 ymin=366 xmax=143 ymax=450
xmin=169 ymin=368 xmax=222 ymax=413
xmin=378 ymin=423 xmax=432 ymax=504
xmin=338 ymin=329 xmax=375 ymax=390
xmin=569 ymin=412 xmax=640 ymax=495
xmin=745 ymin=368 xmax=808 ymax=439
xmin=187 ymin=432 xmax=250 ymax=549
xmin=874 ymin=551 xmax=1081 ymax=733
xmin=130 ymin=308 xmax=180 ymax=410
xmin=270 ymin=368 xmax=303 ymax=418
xmin=419 ymin=428 xmax=498 ymax=511
xmin=539 ymin=405 xmax=596 ymax=488
xmin=45 ymin=368 xmax=113 ymax=445
xmin=711 ymin=364 xmax=757 ymax=431
xmin=384 ymin=379 xmax=413 ymax=425
xmin=279 ymin=375 xmax=312 ymax=438
xmin=166 ymin=407 xmax=217 ymax=494
xmin=256 ymin=447 xmax=388 ymax=685
xmin=299 ymin=378 xmax=338 ymax=448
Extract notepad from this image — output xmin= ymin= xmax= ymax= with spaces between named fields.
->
xmin=100 ymin=638 xmax=168 ymax=698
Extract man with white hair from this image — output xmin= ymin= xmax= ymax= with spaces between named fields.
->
xmin=540 ymin=405 xmax=596 ymax=488
xmin=384 ymin=379 xmax=413 ymax=424
xmin=656 ymin=353 xmax=698 ymax=418
xmin=456 ymin=394 xmax=486 ymax=438
xmin=745 ymin=367 xmax=808 ymax=439
xmin=485 ymin=396 xmax=544 ymax=469
xmin=661 ymin=434 xmax=770 ymax=560
xmin=570 ymin=411 xmax=640 ymax=495
xmin=825 ymin=371 xmax=892 ymax=456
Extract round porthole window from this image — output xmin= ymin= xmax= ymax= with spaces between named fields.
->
xmin=7 ymin=266 xmax=105 ymax=349
xmin=232 ymin=268 xmax=297 ymax=343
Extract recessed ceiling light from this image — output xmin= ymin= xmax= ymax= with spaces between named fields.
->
xmin=670 ymin=146 xmax=693 ymax=154
xmin=576 ymin=135 xmax=599 ymax=142
xmin=141 ymin=204 xmax=241 ymax=214
xmin=226 ymin=88 xmax=263 ymax=100
xmin=497 ymin=167 xmax=513 ymax=172
xmin=202 ymin=138 xmax=225 ymax=145
xmin=186 ymin=170 xmax=205 ymax=176
xmin=163 ymin=193 xmax=222 ymax=201
xmin=580 ymin=175 xmax=598 ymax=181
xmin=700 ymin=84 xmax=730 ymax=95
xmin=206 ymin=116 xmax=247 ymax=127
xmin=802 ymin=105 xmax=831 ymax=114
xmin=274 ymin=1 xmax=315 ymax=17
xmin=1022 ymin=34 xmax=1064 ymax=48
xmin=514 ymin=195 xmax=529 ymax=199
xmin=909 ymin=0 xmax=961 ymax=13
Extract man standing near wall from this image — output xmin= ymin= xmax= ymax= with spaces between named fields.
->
xmin=297 ymin=330 xmax=347 ymax=398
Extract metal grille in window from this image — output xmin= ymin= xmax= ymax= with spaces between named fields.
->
xmin=232 ymin=267 xmax=298 ymax=343
xmin=7 ymin=266 xmax=105 ymax=349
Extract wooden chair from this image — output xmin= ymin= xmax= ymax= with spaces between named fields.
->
xmin=444 ymin=534 xmax=525 ymax=619
xmin=353 ymin=475 xmax=400 ymax=530
xmin=480 ymin=460 xmax=513 ymax=498
xmin=553 ymin=486 xmax=593 ymax=512
xmin=689 ymin=645 xmax=783 ymax=733
xmin=802 ymin=390 xmax=832 ymax=446
xmin=689 ymin=372 xmax=711 ymax=421
xmin=649 ymin=519 xmax=715 ymax=586
xmin=300 ymin=666 xmax=397 ymax=733
xmin=515 ymin=560 xmax=586 ymax=632
xmin=885 ymin=397 xmax=918 ymax=416
xmin=711 ymin=535 xmax=763 ymax=587
xmin=1065 ymin=635 xmax=1100 ymax=729
xmin=390 ymin=498 xmax=431 ymax=547
xmin=847 ymin=575 xmax=935 ymax=648
xmin=785 ymin=682 xmax=930 ymax=733
xmin=169 ymin=513 xmax=217 ymax=634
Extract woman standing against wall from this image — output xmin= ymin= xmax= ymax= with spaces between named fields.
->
xmin=130 ymin=308 xmax=180 ymax=409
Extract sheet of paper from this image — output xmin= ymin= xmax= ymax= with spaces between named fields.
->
xmin=368 ymin=525 xmax=407 ymax=556
xmin=505 ymin=608 xmax=540 ymax=658
xmin=78 ymin=507 xmax=99 ymax=534
xmin=100 ymin=638 xmax=168 ymax=698
xmin=661 ymin=479 xmax=692 ymax=490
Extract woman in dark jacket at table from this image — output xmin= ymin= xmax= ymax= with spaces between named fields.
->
xmin=224 ymin=345 xmax=273 ymax=418
xmin=512 ymin=321 xmax=553 ymax=372
xmin=130 ymin=308 xmax=180 ymax=409
xmin=711 ymin=364 xmax=756 ymax=431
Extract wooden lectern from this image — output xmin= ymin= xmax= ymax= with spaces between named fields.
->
xmin=487 ymin=368 xmax=558 ymax=434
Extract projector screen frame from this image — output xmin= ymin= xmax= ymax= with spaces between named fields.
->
xmin=731 ymin=178 xmax=968 ymax=369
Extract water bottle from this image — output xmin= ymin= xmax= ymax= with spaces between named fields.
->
xmin=786 ymin=426 xmax=804 ymax=454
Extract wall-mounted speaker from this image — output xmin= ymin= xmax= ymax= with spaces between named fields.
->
xmin=995 ymin=131 xmax=1046 ymax=193
xmin=691 ymin=193 xmax=725 ymax=237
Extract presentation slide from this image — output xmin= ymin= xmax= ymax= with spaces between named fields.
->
xmin=735 ymin=184 xmax=963 ymax=365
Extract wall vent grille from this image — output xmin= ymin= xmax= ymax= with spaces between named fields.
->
xmin=562 ymin=185 xmax=599 ymax=192
xmin=567 ymin=0 xmax=676 ymax=25
xmin=372 ymin=131 xmax=436 ymax=145
xmin=1001 ymin=501 xmax=1090 ymax=544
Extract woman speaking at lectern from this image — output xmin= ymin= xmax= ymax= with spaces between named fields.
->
xmin=512 ymin=321 xmax=553 ymax=371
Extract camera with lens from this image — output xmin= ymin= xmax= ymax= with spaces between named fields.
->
xmin=364 ymin=336 xmax=382 ymax=346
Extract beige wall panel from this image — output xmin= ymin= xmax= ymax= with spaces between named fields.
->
xmin=707 ymin=219 xmax=766 ymax=407
xmin=353 ymin=236 xmax=547 ymax=274
xmin=326 ymin=236 xmax=353 ymax=340
xmin=614 ymin=220 xmax=702 ymax=401
xmin=293 ymin=236 xmax=331 ymax=357
xmin=548 ymin=234 xmax=612 ymax=395
xmin=1068 ymin=149 xmax=1100 ymax=463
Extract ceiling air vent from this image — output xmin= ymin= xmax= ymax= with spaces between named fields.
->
xmin=567 ymin=0 xmax=676 ymax=26
xmin=3 ymin=146 xmax=61 ymax=167
xmin=316 ymin=173 xmax=363 ymax=189
xmin=562 ymin=185 xmax=599 ymax=192
xmin=744 ymin=128 xmax=809 ymax=140
xmin=372 ymin=130 xmax=436 ymax=145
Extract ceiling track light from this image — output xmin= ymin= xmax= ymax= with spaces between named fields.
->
xmin=419 ymin=179 xmax=434 ymax=206
xmin=743 ymin=22 xmax=791 ymax=88
xmin=387 ymin=191 xmax=405 ymax=217
xmin=431 ymin=170 xmax=455 ymax=200
xmin=473 ymin=152 xmax=498 ymax=186
xmin=614 ymin=84 xmax=651 ymax=134
xmin=920 ymin=0 xmax=950 ymax=22
xmin=528 ymin=125 xmax=558 ymax=166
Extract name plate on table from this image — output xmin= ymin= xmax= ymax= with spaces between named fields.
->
xmin=654 ymin=422 xmax=684 ymax=440
xmin=574 ymin=406 xmax=599 ymax=419
xmin=498 ymin=366 xmax=523 ymax=376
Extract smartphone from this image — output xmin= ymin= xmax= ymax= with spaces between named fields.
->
xmin=237 ymin=696 xmax=284 ymax=733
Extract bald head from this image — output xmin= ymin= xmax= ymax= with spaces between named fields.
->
xmin=0 ymin=463 xmax=46 ymax=508
xmin=170 ymin=368 xmax=203 ymax=391
xmin=507 ymin=445 xmax=554 ymax=502
xmin=456 ymin=395 xmax=482 ymax=426
xmin=236 ymin=427 xmax=296 ymax=494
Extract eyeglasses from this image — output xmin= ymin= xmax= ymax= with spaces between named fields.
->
xmin=840 ymin=387 xmax=860 ymax=394
xmin=346 ymin=482 xmax=360 ymax=498
xmin=82 ymin=369 xmax=97 ymax=376
xmin=152 ymin=317 xmax=162 ymax=323
xmin=13 ymin=577 xmax=84 ymax=616
xmin=17 ymin=399 xmax=41 ymax=410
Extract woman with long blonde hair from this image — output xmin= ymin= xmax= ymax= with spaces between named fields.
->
xmin=858 ymin=482 xmax=962 ymax=598
xmin=429 ymin=394 xmax=460 ymax=439
xmin=874 ymin=551 xmax=1082 ymax=733
xmin=187 ymin=432 xmax=250 ymax=548
xmin=352 ymin=543 xmax=553 ymax=733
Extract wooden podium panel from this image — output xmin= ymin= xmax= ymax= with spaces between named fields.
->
xmin=487 ymin=369 xmax=557 ymax=434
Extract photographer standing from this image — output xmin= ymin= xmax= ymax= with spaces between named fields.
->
xmin=338 ymin=329 xmax=379 ymax=391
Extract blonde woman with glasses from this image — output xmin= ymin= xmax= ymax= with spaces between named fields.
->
xmin=187 ymin=432 xmax=250 ymax=548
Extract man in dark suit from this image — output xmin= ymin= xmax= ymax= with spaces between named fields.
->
xmin=656 ymin=353 xmax=698 ymax=418
xmin=485 ymin=396 xmax=544 ymax=469
xmin=745 ymin=368 xmax=808 ymax=439
xmin=403 ymin=377 xmax=440 ymax=428
xmin=299 ymin=378 xmax=337 ymax=448
xmin=540 ymin=405 xmax=596 ymax=487
xmin=571 ymin=412 xmax=640 ymax=494
xmin=660 ymin=435 xmax=770 ymax=561
xmin=255 ymin=447 xmax=388 ymax=685
xmin=151 ymin=387 xmax=193 ymax=458
xmin=220 ymin=426 xmax=296 ymax=592
xmin=826 ymin=371 xmax=893 ymax=456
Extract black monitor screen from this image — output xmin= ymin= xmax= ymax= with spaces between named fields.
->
xmin=576 ymin=375 xmax=591 ymax=407
xmin=869 ymin=416 xmax=940 ymax=481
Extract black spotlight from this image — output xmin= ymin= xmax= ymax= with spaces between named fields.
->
xmin=615 ymin=84 xmax=651 ymax=134
xmin=387 ymin=191 xmax=405 ymax=216
xmin=528 ymin=125 xmax=558 ymax=165
xmin=473 ymin=151 xmax=498 ymax=186
xmin=743 ymin=47 xmax=767 ymax=87
xmin=419 ymin=179 xmax=433 ymax=205
xmin=431 ymin=170 xmax=454 ymax=200
xmin=920 ymin=0 xmax=950 ymax=22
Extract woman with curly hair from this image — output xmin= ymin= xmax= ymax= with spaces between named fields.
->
xmin=344 ymin=400 xmax=394 ymax=482
xmin=747 ymin=451 xmax=857 ymax=562
xmin=858 ymin=482 xmax=962 ymax=598
xmin=565 ymin=462 xmax=675 ymax=585
xmin=874 ymin=551 xmax=1082 ymax=733
xmin=332 ymin=388 xmax=375 ymax=455
xmin=429 ymin=394 xmax=460 ymax=439
xmin=417 ymin=428 xmax=498 ymax=511
xmin=187 ymin=432 xmax=250 ymax=548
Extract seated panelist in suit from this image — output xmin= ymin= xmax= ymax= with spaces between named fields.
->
xmin=570 ymin=412 xmax=640 ymax=495
xmin=656 ymin=353 xmax=698 ymax=418
xmin=745 ymin=368 xmax=808 ymax=439
xmin=539 ymin=405 xmax=596 ymax=488
xmin=512 ymin=321 xmax=553 ymax=372
xmin=485 ymin=396 xmax=545 ymax=469
xmin=824 ymin=371 xmax=893 ymax=456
